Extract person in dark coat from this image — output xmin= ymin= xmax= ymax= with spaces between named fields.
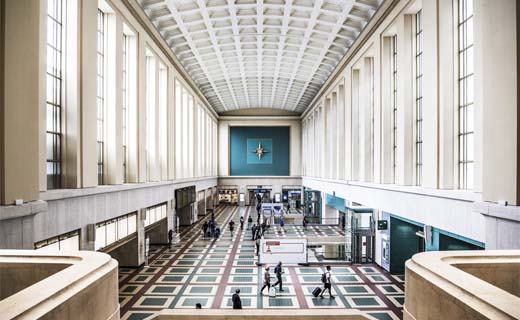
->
xmin=247 ymin=216 xmax=253 ymax=230
xmin=251 ymin=224 xmax=257 ymax=240
xmin=255 ymin=237 xmax=260 ymax=256
xmin=229 ymin=220 xmax=235 ymax=233
xmin=202 ymin=221 xmax=208 ymax=238
xmin=168 ymin=229 xmax=173 ymax=248
xmin=232 ymin=289 xmax=242 ymax=309
xmin=272 ymin=261 xmax=284 ymax=291
xmin=240 ymin=216 xmax=244 ymax=230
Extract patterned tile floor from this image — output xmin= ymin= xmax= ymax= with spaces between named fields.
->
xmin=119 ymin=206 xmax=405 ymax=320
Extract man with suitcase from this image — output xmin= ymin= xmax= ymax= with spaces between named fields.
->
xmin=319 ymin=265 xmax=335 ymax=299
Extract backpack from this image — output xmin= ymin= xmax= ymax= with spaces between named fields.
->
xmin=321 ymin=273 xmax=327 ymax=283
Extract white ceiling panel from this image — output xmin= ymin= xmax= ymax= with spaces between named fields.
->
xmin=139 ymin=0 xmax=383 ymax=114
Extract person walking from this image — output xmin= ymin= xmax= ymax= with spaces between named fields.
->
xmin=320 ymin=265 xmax=335 ymax=299
xmin=247 ymin=216 xmax=253 ymax=230
xmin=229 ymin=220 xmax=235 ymax=234
xmin=168 ymin=229 xmax=173 ymax=248
xmin=214 ymin=227 xmax=221 ymax=239
xmin=202 ymin=221 xmax=208 ymax=238
xmin=208 ymin=218 xmax=215 ymax=237
xmin=260 ymin=266 xmax=271 ymax=295
xmin=232 ymin=289 xmax=242 ymax=309
xmin=279 ymin=216 xmax=285 ymax=231
xmin=240 ymin=216 xmax=244 ymax=230
xmin=251 ymin=224 xmax=257 ymax=240
xmin=261 ymin=220 xmax=267 ymax=237
xmin=255 ymin=237 xmax=260 ymax=256
xmin=272 ymin=261 xmax=284 ymax=291
xmin=303 ymin=215 xmax=308 ymax=231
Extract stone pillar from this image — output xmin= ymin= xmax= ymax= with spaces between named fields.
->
xmin=344 ymin=69 xmax=352 ymax=181
xmin=105 ymin=14 xmax=123 ymax=185
xmin=422 ymin=0 xmax=440 ymax=189
xmin=336 ymin=83 xmax=345 ymax=181
xmin=351 ymin=69 xmax=360 ymax=181
xmin=396 ymin=14 xmax=414 ymax=186
xmin=476 ymin=0 xmax=518 ymax=204
xmin=360 ymin=57 xmax=374 ymax=182
xmin=437 ymin=0 xmax=456 ymax=189
xmin=80 ymin=0 xmax=99 ymax=188
xmin=381 ymin=37 xmax=393 ymax=184
xmin=137 ymin=208 xmax=146 ymax=266
xmin=1 ymin=0 xmax=42 ymax=204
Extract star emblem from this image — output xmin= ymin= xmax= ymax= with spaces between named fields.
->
xmin=252 ymin=141 xmax=269 ymax=160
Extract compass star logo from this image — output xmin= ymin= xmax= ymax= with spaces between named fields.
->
xmin=252 ymin=141 xmax=270 ymax=160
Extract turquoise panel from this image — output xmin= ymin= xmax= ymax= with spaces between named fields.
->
xmin=230 ymin=127 xmax=290 ymax=176
xmin=326 ymin=194 xmax=346 ymax=212
xmin=247 ymin=139 xmax=273 ymax=164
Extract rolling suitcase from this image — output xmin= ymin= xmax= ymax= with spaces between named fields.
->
xmin=312 ymin=287 xmax=322 ymax=297
xmin=269 ymin=287 xmax=276 ymax=297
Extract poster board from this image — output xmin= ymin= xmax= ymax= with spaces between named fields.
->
xmin=259 ymin=238 xmax=307 ymax=265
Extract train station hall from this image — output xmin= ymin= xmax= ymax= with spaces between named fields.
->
xmin=0 ymin=0 xmax=519 ymax=319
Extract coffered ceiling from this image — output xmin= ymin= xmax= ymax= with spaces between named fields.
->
xmin=138 ymin=0 xmax=383 ymax=114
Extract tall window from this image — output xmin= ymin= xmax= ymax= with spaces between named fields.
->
xmin=458 ymin=0 xmax=474 ymax=189
xmin=46 ymin=0 xmax=63 ymax=189
xmin=145 ymin=51 xmax=156 ymax=181
xmin=96 ymin=9 xmax=105 ymax=185
xmin=415 ymin=10 xmax=423 ymax=186
xmin=122 ymin=34 xmax=128 ymax=183
xmin=391 ymin=35 xmax=398 ymax=183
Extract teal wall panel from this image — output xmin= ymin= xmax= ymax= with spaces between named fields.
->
xmin=230 ymin=127 xmax=290 ymax=176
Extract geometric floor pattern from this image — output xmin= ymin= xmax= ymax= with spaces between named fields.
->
xmin=119 ymin=206 xmax=405 ymax=320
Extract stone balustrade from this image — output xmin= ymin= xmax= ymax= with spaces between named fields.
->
xmin=404 ymin=250 xmax=520 ymax=320
xmin=0 ymin=250 xmax=119 ymax=320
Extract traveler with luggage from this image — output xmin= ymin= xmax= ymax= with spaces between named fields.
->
xmin=319 ymin=265 xmax=335 ymax=299
xmin=272 ymin=261 xmax=284 ymax=291
xmin=260 ymin=266 xmax=271 ymax=295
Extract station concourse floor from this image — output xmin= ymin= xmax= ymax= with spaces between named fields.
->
xmin=118 ymin=206 xmax=405 ymax=320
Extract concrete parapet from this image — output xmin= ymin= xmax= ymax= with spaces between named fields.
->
xmin=404 ymin=250 xmax=520 ymax=320
xmin=0 ymin=250 xmax=119 ymax=320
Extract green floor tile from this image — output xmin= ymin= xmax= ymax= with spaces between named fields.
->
xmin=196 ymin=276 xmax=218 ymax=282
xmin=162 ymin=276 xmax=184 ymax=282
xmin=232 ymin=276 xmax=253 ymax=282
xmin=206 ymin=260 xmax=224 ymax=265
xmin=189 ymin=286 xmax=214 ymax=294
xmin=367 ymin=313 xmax=395 ymax=320
xmin=228 ymin=286 xmax=253 ymax=294
xmin=122 ymin=285 xmax=138 ymax=293
xmin=141 ymin=297 xmax=167 ymax=306
xmin=182 ymin=297 xmax=208 ymax=307
xmin=311 ymin=297 xmax=339 ymax=306
xmin=267 ymin=297 xmax=294 ymax=307
xmin=200 ymin=268 xmax=221 ymax=273
xmin=151 ymin=286 xmax=177 ymax=294
xmin=352 ymin=297 xmax=380 ymax=306
xmin=234 ymin=268 xmax=254 ymax=274
xmin=128 ymin=313 xmax=154 ymax=320
xmin=343 ymin=286 xmax=369 ymax=294
xmin=336 ymin=275 xmax=359 ymax=282
xmin=176 ymin=260 xmax=196 ymax=265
